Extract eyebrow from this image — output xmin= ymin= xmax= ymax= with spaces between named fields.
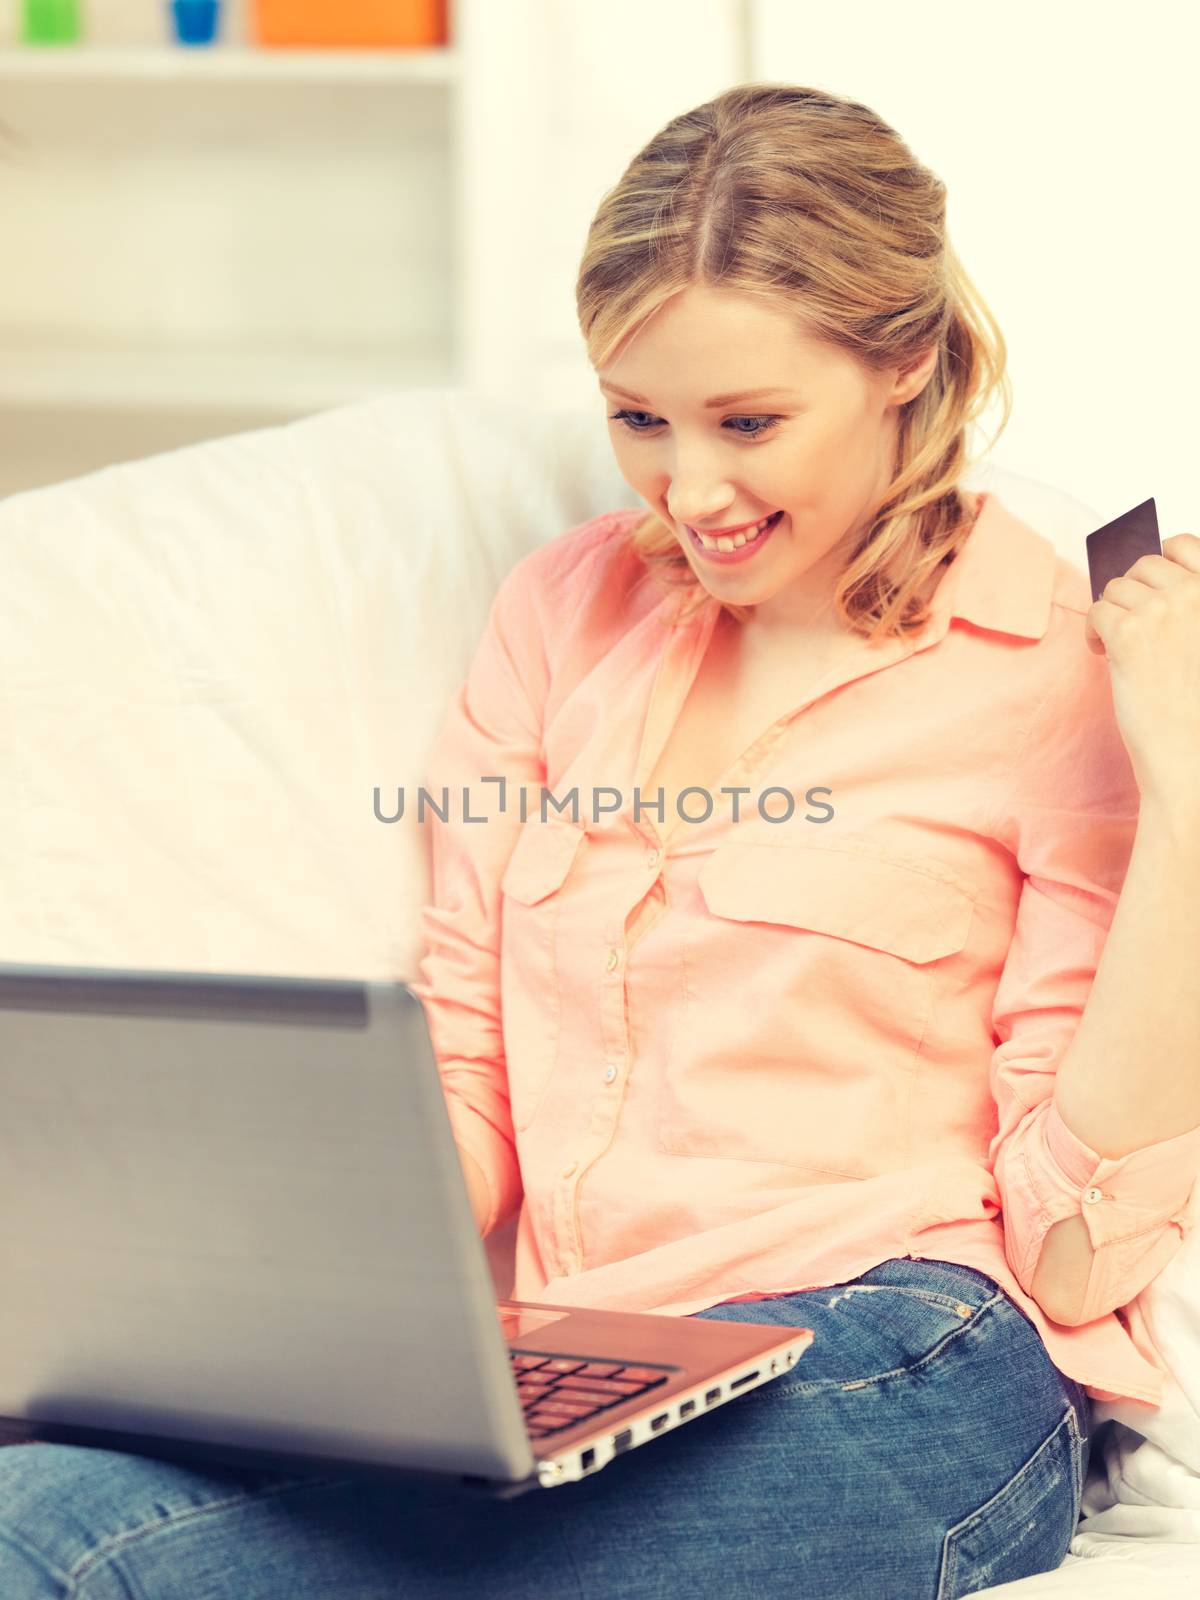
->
xmin=599 ymin=382 xmax=799 ymax=409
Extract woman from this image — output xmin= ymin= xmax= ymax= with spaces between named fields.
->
xmin=3 ymin=82 xmax=1198 ymax=1600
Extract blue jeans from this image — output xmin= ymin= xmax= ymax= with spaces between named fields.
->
xmin=0 ymin=1256 xmax=1089 ymax=1598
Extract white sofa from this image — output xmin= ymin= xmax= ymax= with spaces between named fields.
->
xmin=2 ymin=389 xmax=1198 ymax=1595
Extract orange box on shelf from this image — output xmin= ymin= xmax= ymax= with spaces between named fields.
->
xmin=250 ymin=1 xmax=447 ymax=48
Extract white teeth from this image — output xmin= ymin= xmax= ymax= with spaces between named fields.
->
xmin=694 ymin=512 xmax=778 ymax=552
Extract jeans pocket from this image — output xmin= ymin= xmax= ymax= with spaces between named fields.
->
xmin=830 ymin=1282 xmax=981 ymax=1318
xmin=719 ymin=1280 xmax=988 ymax=1405
xmin=936 ymin=1405 xmax=1082 ymax=1598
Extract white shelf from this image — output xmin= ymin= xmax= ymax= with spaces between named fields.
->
xmin=0 ymin=338 xmax=457 ymax=415
xmin=0 ymin=45 xmax=459 ymax=85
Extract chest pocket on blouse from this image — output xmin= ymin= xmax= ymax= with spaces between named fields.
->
xmin=499 ymin=816 xmax=587 ymax=1131
xmin=656 ymin=839 xmax=977 ymax=1177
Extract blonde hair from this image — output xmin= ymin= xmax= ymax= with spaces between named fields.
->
xmin=575 ymin=83 xmax=1011 ymax=640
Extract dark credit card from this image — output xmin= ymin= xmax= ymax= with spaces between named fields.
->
xmin=1085 ymin=498 xmax=1161 ymax=603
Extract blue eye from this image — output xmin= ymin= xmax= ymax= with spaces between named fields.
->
xmin=608 ymin=410 xmax=782 ymax=440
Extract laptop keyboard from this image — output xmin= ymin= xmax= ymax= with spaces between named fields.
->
xmin=509 ymin=1349 xmax=671 ymax=1439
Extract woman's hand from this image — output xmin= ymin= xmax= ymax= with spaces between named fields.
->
xmin=1084 ymin=531 xmax=1200 ymax=805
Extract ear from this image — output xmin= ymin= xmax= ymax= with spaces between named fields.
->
xmin=891 ymin=346 xmax=939 ymax=406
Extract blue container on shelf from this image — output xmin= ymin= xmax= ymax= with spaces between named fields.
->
xmin=170 ymin=0 xmax=222 ymax=45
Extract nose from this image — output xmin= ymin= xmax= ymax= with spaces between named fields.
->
xmin=661 ymin=442 xmax=743 ymax=528
xmin=667 ymin=490 xmax=740 ymax=528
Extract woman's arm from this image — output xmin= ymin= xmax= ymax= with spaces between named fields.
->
xmin=1016 ymin=530 xmax=1200 ymax=1326
xmin=1033 ymin=792 xmax=1200 ymax=1322
xmin=1050 ymin=796 xmax=1200 ymax=1154
xmin=409 ymin=553 xmax=559 ymax=1243
xmin=985 ymin=565 xmax=1200 ymax=1331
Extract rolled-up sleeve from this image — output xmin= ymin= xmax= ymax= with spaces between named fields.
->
xmin=985 ymin=628 xmax=1200 ymax=1327
xmin=408 ymin=558 xmax=550 ymax=1238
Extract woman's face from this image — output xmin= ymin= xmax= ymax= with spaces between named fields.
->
xmin=598 ymin=284 xmax=937 ymax=634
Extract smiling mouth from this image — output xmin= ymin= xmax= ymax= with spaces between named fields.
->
xmin=686 ymin=510 xmax=784 ymax=557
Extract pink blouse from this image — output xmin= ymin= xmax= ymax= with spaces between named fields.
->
xmin=410 ymin=492 xmax=1200 ymax=1406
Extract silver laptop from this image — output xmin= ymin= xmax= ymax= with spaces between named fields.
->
xmin=0 ymin=962 xmax=813 ymax=1499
